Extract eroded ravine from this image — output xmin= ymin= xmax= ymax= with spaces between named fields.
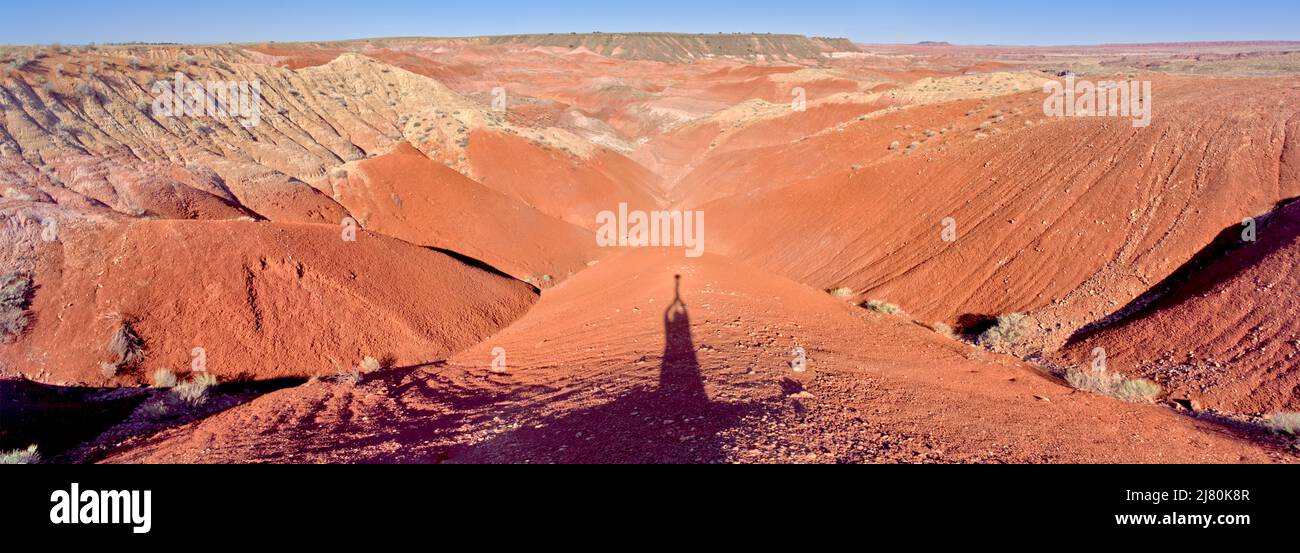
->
xmin=101 ymin=250 xmax=1295 ymax=463
xmin=3 ymin=42 xmax=1297 ymax=463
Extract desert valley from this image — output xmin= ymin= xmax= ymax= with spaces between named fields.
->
xmin=1 ymin=33 xmax=1298 ymax=464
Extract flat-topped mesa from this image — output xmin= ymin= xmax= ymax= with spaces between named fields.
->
xmin=480 ymin=33 xmax=860 ymax=63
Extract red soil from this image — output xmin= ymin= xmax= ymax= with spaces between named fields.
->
xmin=0 ymin=219 xmax=537 ymax=386
xmin=246 ymin=44 xmax=349 ymax=69
xmin=466 ymin=129 xmax=664 ymax=229
xmin=1059 ymin=200 xmax=1300 ymax=414
xmin=340 ymin=142 xmax=601 ymax=281
xmin=101 ymin=250 xmax=1289 ymax=464
xmin=5 ymin=40 xmax=1297 ymax=464
xmin=690 ymin=77 xmax=1300 ymax=351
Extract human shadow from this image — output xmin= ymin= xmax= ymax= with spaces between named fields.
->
xmin=447 ymin=275 xmax=771 ymax=464
xmin=659 ymin=275 xmax=708 ymax=403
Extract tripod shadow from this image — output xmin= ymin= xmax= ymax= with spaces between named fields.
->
xmin=451 ymin=275 xmax=770 ymax=463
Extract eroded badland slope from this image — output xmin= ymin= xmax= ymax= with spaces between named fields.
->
xmin=1 ymin=38 xmax=1296 ymax=463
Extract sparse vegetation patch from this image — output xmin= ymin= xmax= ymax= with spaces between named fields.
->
xmin=1266 ymin=413 xmax=1300 ymax=435
xmin=101 ymin=316 xmax=145 ymax=378
xmin=978 ymin=313 xmax=1029 ymax=348
xmin=1065 ymin=367 xmax=1161 ymax=403
xmin=827 ymin=287 xmax=855 ymax=301
xmin=172 ymin=373 xmax=218 ymax=407
xmin=862 ymin=300 xmax=904 ymax=315
xmin=0 ymin=272 xmax=35 ymax=342
xmin=152 ymin=368 xmax=177 ymax=388
xmin=0 ymin=445 xmax=40 ymax=464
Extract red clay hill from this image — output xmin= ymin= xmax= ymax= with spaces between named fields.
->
xmin=1 ymin=36 xmax=1297 ymax=463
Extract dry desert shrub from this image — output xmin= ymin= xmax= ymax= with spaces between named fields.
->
xmin=1066 ymin=368 xmax=1161 ymax=404
xmin=523 ymin=274 xmax=555 ymax=288
xmin=978 ymin=313 xmax=1029 ymax=348
xmin=1267 ymin=413 xmax=1300 ymax=435
xmin=0 ymin=445 xmax=40 ymax=464
xmin=152 ymin=368 xmax=177 ymax=388
xmin=932 ymin=322 xmax=957 ymax=339
xmin=141 ymin=400 xmax=171 ymax=420
xmin=0 ymin=273 xmax=35 ymax=343
xmin=863 ymin=300 xmax=904 ymax=315
xmin=3 ymin=187 xmax=36 ymax=201
xmin=359 ymin=356 xmax=383 ymax=373
xmin=172 ymin=373 xmax=218 ymax=407
xmin=334 ymin=369 xmax=362 ymax=384
xmin=826 ymin=287 xmax=855 ymax=301
xmin=101 ymin=315 xmax=145 ymax=378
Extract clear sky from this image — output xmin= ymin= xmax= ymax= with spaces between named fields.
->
xmin=2 ymin=0 xmax=1297 ymax=46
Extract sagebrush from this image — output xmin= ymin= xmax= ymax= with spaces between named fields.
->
xmin=1267 ymin=413 xmax=1300 ymax=435
xmin=1066 ymin=368 xmax=1161 ymax=403
xmin=826 ymin=287 xmax=855 ymax=301
xmin=0 ymin=272 xmax=34 ymax=342
xmin=172 ymin=373 xmax=218 ymax=407
xmin=101 ymin=316 xmax=145 ymax=378
xmin=978 ymin=313 xmax=1029 ymax=348
xmin=0 ymin=445 xmax=40 ymax=464
xmin=863 ymin=300 xmax=904 ymax=315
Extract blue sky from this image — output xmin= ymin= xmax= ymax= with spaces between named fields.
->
xmin=2 ymin=0 xmax=1297 ymax=46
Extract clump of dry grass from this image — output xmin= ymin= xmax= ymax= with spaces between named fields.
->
xmin=0 ymin=272 xmax=34 ymax=343
xmin=152 ymin=368 xmax=177 ymax=388
xmin=931 ymin=322 xmax=957 ymax=339
xmin=171 ymin=373 xmax=218 ymax=407
xmin=100 ymin=315 xmax=144 ymax=378
xmin=978 ymin=313 xmax=1029 ymax=348
xmin=0 ymin=445 xmax=40 ymax=464
xmin=1266 ymin=413 xmax=1300 ymax=435
xmin=524 ymin=274 xmax=555 ymax=288
xmin=141 ymin=400 xmax=171 ymax=420
xmin=1065 ymin=368 xmax=1161 ymax=403
xmin=862 ymin=300 xmax=904 ymax=315
xmin=827 ymin=287 xmax=855 ymax=301
xmin=333 ymin=370 xmax=362 ymax=384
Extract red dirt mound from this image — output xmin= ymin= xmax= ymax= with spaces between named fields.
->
xmin=466 ymin=129 xmax=664 ymax=229
xmin=692 ymin=77 xmax=1300 ymax=348
xmin=1057 ymin=200 xmax=1300 ymax=414
xmin=340 ymin=142 xmax=602 ymax=282
xmin=100 ymin=250 xmax=1288 ymax=464
xmin=0 ymin=218 xmax=538 ymax=386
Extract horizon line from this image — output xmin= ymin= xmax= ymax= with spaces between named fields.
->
xmin=5 ymin=33 xmax=1300 ymax=49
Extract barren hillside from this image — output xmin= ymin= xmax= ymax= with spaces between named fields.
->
xmin=2 ymin=38 xmax=1296 ymax=464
